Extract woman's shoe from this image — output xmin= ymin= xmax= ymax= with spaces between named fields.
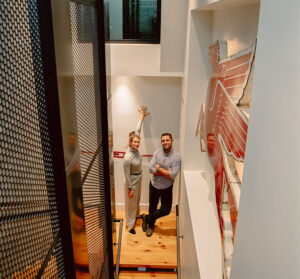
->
xmin=129 ymin=228 xmax=136 ymax=234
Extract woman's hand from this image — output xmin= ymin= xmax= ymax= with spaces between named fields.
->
xmin=128 ymin=189 xmax=133 ymax=199
xmin=139 ymin=105 xmax=150 ymax=120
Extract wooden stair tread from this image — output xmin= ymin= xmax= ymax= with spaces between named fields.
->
xmin=118 ymin=271 xmax=177 ymax=278
xmin=114 ymin=212 xmax=177 ymax=269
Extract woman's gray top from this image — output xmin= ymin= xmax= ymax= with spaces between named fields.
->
xmin=123 ymin=119 xmax=143 ymax=188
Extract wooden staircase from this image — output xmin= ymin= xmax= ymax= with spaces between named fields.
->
xmin=114 ymin=212 xmax=177 ymax=278
xmin=118 ymin=271 xmax=177 ymax=278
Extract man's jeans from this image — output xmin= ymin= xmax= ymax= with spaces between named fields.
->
xmin=146 ymin=182 xmax=173 ymax=229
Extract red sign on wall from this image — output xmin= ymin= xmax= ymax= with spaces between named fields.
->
xmin=114 ymin=151 xmax=126 ymax=158
xmin=113 ymin=151 xmax=153 ymax=159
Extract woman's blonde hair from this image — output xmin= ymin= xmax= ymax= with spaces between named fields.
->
xmin=128 ymin=131 xmax=140 ymax=146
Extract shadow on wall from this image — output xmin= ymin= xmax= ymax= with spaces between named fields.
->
xmin=112 ymin=76 xmax=181 ymax=153
xmin=143 ymin=114 xmax=155 ymax=155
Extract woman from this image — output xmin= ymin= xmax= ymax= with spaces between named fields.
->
xmin=123 ymin=106 xmax=149 ymax=234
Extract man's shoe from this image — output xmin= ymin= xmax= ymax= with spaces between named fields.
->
xmin=141 ymin=214 xmax=148 ymax=232
xmin=129 ymin=228 xmax=136 ymax=234
xmin=146 ymin=227 xmax=153 ymax=237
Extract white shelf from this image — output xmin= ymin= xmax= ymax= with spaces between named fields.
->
xmin=197 ymin=0 xmax=260 ymax=11
xmin=109 ymin=72 xmax=183 ymax=78
xmin=182 ymin=170 xmax=223 ymax=279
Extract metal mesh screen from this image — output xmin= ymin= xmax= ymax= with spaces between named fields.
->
xmin=0 ymin=0 xmax=66 ymax=278
xmin=70 ymin=1 xmax=111 ymax=278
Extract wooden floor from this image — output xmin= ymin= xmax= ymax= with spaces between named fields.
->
xmin=114 ymin=211 xmax=177 ymax=269
xmin=118 ymin=271 xmax=177 ymax=278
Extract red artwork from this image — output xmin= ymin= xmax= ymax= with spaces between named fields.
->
xmin=204 ymin=40 xmax=255 ymax=276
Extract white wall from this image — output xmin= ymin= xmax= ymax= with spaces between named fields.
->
xmin=109 ymin=44 xmax=162 ymax=76
xmin=179 ymin=7 xmax=218 ymax=279
xmin=179 ymin=2 xmax=260 ymax=278
xmin=231 ymin=1 xmax=300 ymax=278
xmin=181 ymin=3 xmax=260 ymax=170
xmin=189 ymin=0 xmax=217 ymax=10
xmin=109 ymin=0 xmax=187 ymax=76
xmin=160 ymin=0 xmax=188 ymax=72
xmin=212 ymin=4 xmax=259 ymax=56
xmin=180 ymin=10 xmax=212 ymax=170
xmin=111 ymin=76 xmax=182 ymax=210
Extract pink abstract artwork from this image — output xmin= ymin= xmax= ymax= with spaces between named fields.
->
xmin=204 ymin=40 xmax=256 ymax=277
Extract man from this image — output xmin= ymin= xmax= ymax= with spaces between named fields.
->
xmin=142 ymin=133 xmax=181 ymax=237
xmin=207 ymin=132 xmax=224 ymax=238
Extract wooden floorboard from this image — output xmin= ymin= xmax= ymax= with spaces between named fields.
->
xmin=118 ymin=271 xmax=177 ymax=278
xmin=114 ymin=211 xmax=177 ymax=269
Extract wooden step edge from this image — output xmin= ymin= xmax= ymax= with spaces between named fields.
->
xmin=117 ymin=263 xmax=177 ymax=269
xmin=118 ymin=270 xmax=177 ymax=279
xmin=118 ymin=271 xmax=177 ymax=274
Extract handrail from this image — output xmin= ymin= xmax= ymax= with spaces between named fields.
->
xmin=113 ymin=218 xmax=123 ymax=279
xmin=36 ymin=229 xmax=60 ymax=279
xmin=176 ymin=205 xmax=182 ymax=279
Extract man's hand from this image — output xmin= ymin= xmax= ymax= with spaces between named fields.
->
xmin=154 ymin=164 xmax=162 ymax=176
xmin=154 ymin=166 xmax=172 ymax=179
xmin=128 ymin=189 xmax=133 ymax=199
xmin=155 ymin=164 xmax=161 ymax=171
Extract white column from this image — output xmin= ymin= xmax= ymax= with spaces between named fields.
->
xmin=231 ymin=1 xmax=300 ymax=278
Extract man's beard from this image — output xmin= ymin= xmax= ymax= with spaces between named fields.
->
xmin=163 ymin=145 xmax=172 ymax=153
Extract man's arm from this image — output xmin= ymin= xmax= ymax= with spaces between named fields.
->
xmin=156 ymin=155 xmax=181 ymax=180
xmin=149 ymin=152 xmax=157 ymax=174
xmin=155 ymin=164 xmax=171 ymax=179
xmin=169 ymin=156 xmax=181 ymax=180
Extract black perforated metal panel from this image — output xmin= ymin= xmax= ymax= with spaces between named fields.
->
xmin=0 ymin=0 xmax=66 ymax=278
xmin=70 ymin=1 xmax=113 ymax=278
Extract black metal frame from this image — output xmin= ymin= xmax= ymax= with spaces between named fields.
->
xmin=37 ymin=0 xmax=76 ymax=277
xmin=123 ymin=0 xmax=139 ymax=39
xmin=113 ymin=219 xmax=124 ymax=279
xmin=36 ymin=229 xmax=61 ymax=278
xmin=96 ymin=0 xmax=114 ymax=277
xmin=34 ymin=0 xmax=114 ymax=277
xmin=110 ymin=0 xmax=161 ymax=44
xmin=176 ymin=205 xmax=182 ymax=278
